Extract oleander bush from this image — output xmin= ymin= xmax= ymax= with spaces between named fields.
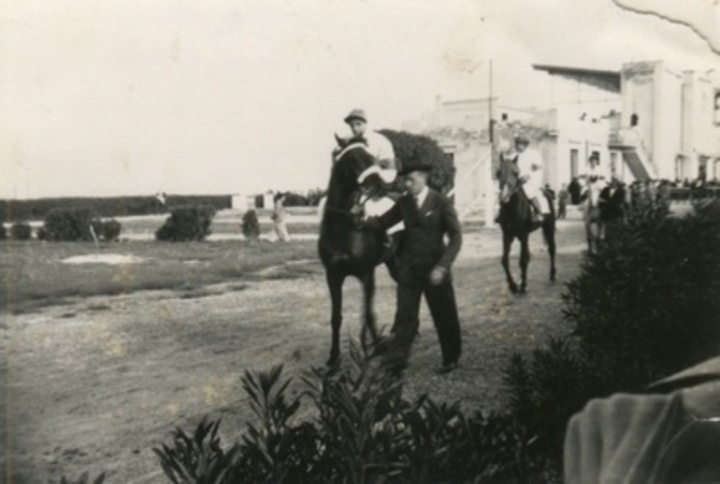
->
xmin=155 ymin=341 xmax=549 ymax=483
xmin=156 ymin=205 xmax=216 ymax=242
xmin=503 ymin=200 xmax=720 ymax=474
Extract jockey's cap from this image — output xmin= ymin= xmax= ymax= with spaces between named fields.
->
xmin=398 ymin=156 xmax=432 ymax=175
xmin=514 ymin=135 xmax=530 ymax=146
xmin=344 ymin=109 xmax=367 ymax=124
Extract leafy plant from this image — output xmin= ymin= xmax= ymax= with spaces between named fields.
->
xmin=156 ymin=339 xmax=539 ymax=483
xmin=153 ymin=418 xmax=239 ymax=484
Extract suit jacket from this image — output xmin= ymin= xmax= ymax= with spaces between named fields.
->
xmin=599 ymin=185 xmax=627 ymax=222
xmin=376 ymin=189 xmax=462 ymax=285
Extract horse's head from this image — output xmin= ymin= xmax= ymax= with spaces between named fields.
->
xmin=326 ymin=140 xmax=375 ymax=210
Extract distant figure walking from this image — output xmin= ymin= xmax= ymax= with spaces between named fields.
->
xmin=272 ymin=192 xmax=290 ymax=242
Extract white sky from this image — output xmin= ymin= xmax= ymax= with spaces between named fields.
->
xmin=2 ymin=0 xmax=719 ymax=199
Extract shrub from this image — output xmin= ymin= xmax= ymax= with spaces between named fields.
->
xmin=503 ymin=200 xmax=720 ymax=473
xmin=241 ymin=210 xmax=260 ymax=240
xmin=10 ymin=221 xmax=32 ymax=240
xmin=90 ymin=219 xmax=122 ymax=242
xmin=41 ymin=207 xmax=100 ymax=241
xmin=156 ymin=341 xmax=544 ymax=483
xmin=156 ymin=205 xmax=216 ymax=242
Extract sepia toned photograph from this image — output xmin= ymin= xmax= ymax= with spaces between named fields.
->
xmin=2 ymin=0 xmax=720 ymax=482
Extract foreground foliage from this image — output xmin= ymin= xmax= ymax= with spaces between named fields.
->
xmin=504 ymin=201 xmax=720 ymax=473
xmin=155 ymin=341 xmax=550 ymax=483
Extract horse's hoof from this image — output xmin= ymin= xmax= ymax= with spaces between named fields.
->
xmin=509 ymin=284 xmax=519 ymax=294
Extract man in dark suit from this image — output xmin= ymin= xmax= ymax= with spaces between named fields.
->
xmin=369 ymin=156 xmax=463 ymax=374
xmin=598 ymin=176 xmax=628 ymax=242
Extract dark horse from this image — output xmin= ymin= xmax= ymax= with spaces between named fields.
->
xmin=318 ymin=140 xmax=393 ymax=366
xmin=498 ymin=184 xmax=556 ymax=294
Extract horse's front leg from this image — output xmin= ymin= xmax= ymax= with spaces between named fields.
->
xmin=327 ymin=271 xmax=345 ymax=367
xmin=360 ymin=270 xmax=378 ymax=352
xmin=519 ymin=234 xmax=531 ymax=294
xmin=501 ymin=233 xmax=518 ymax=294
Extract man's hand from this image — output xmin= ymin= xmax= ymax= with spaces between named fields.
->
xmin=429 ymin=266 xmax=447 ymax=286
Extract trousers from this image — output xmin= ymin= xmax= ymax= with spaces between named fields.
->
xmin=384 ymin=276 xmax=462 ymax=370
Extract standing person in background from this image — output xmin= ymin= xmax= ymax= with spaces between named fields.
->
xmin=272 ymin=192 xmax=290 ymax=242
xmin=568 ymin=177 xmax=582 ymax=205
xmin=558 ymin=183 xmax=569 ymax=219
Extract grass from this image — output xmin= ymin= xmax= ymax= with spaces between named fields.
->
xmin=0 ymin=239 xmax=318 ymax=313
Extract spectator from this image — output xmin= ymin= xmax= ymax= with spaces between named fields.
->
xmin=272 ymin=192 xmax=290 ymax=242
xmin=568 ymin=177 xmax=582 ymax=205
xmin=558 ymin=183 xmax=569 ymax=219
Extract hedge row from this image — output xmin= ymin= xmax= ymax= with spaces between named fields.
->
xmin=34 ymin=208 xmax=122 ymax=242
xmin=0 ymin=195 xmax=231 ymax=221
xmin=504 ymin=200 xmax=720 ymax=475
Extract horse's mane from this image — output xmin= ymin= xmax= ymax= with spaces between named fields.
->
xmin=324 ymin=142 xmax=374 ymax=215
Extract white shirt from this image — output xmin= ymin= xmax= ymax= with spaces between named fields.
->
xmin=414 ymin=186 xmax=429 ymax=208
xmin=516 ymin=148 xmax=544 ymax=186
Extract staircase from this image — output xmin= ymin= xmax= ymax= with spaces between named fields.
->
xmin=610 ymin=128 xmax=658 ymax=181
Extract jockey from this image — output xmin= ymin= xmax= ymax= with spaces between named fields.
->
xmin=337 ymin=109 xmax=398 ymax=187
xmin=514 ymin=135 xmax=550 ymax=223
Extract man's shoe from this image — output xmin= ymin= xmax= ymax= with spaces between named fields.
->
xmin=436 ymin=360 xmax=458 ymax=375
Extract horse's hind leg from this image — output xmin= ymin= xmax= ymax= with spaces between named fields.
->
xmin=501 ymin=232 xmax=518 ymax=294
xmin=543 ymin=218 xmax=557 ymax=282
xmin=327 ymin=271 xmax=345 ymax=367
xmin=360 ymin=271 xmax=378 ymax=353
xmin=519 ymin=234 xmax=530 ymax=294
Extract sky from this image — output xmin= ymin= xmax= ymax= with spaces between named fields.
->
xmin=2 ymin=0 xmax=719 ymax=199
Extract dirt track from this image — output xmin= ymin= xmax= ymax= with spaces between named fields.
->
xmin=1 ymin=222 xmax=586 ymax=483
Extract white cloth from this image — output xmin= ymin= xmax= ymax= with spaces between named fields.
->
xmin=364 ymin=130 xmax=396 ymax=167
xmin=355 ymin=130 xmax=397 ymax=185
xmin=363 ymin=196 xmax=404 ymax=235
xmin=516 ymin=148 xmax=544 ymax=190
xmin=516 ymin=148 xmax=549 ymax=213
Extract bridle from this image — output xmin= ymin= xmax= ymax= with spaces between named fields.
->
xmin=323 ymin=143 xmax=380 ymax=220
